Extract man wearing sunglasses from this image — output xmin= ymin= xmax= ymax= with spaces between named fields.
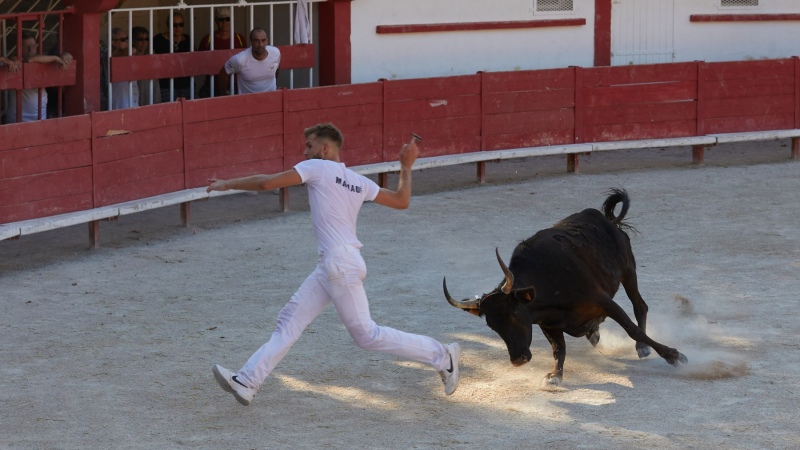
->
xmin=198 ymin=7 xmax=247 ymax=97
xmin=153 ymin=12 xmax=192 ymax=101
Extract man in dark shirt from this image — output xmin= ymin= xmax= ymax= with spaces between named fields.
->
xmin=153 ymin=12 xmax=191 ymax=101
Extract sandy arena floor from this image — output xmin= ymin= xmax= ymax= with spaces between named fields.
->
xmin=1 ymin=140 xmax=798 ymax=449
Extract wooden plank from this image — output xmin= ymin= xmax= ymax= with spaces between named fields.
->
xmin=581 ymin=62 xmax=697 ymax=87
xmin=183 ymin=90 xmax=283 ymax=123
xmin=0 ymin=167 xmax=93 ymax=205
xmin=703 ymin=77 xmax=795 ymax=99
xmin=0 ymin=70 xmax=23 ymax=90
xmin=701 ymin=59 xmax=793 ymax=80
xmin=92 ymin=103 xmax=182 ymax=135
xmin=376 ymin=18 xmax=586 ymax=34
xmin=709 ymin=129 xmax=800 ymax=144
xmin=702 ymin=115 xmax=794 ymax=135
xmin=110 ymin=44 xmax=315 ymax=82
xmin=185 ymin=112 xmax=283 ymax=147
xmin=185 ymin=158 xmax=285 ymax=188
xmin=285 ymin=103 xmax=384 ymax=132
xmin=385 ymin=96 xmax=481 ymax=122
xmin=583 ymin=102 xmax=696 ymax=126
xmin=286 ymin=82 xmax=383 ymax=112
xmin=23 ymin=61 xmax=77 ymax=89
xmin=483 ymin=129 xmax=575 ymax=150
xmin=592 ymin=136 xmax=715 ymax=151
xmin=1 ymin=193 xmax=94 ymax=224
xmin=93 ymin=126 xmax=183 ymax=164
xmin=187 ymin=134 xmax=284 ymax=169
xmin=583 ymin=120 xmax=697 ymax=142
xmin=94 ymin=150 xmax=184 ymax=192
xmin=483 ymin=89 xmax=575 ymax=114
xmin=483 ymin=109 xmax=574 ymax=135
xmin=584 ymin=81 xmax=697 ymax=107
xmin=482 ymin=68 xmax=575 ymax=93
xmin=384 ymin=75 xmax=480 ymax=101
xmin=0 ymin=115 xmax=90 ymax=151
xmin=95 ymin=173 xmax=185 ymax=206
xmin=0 ymin=140 xmax=91 ymax=179
xmin=703 ymin=96 xmax=794 ymax=119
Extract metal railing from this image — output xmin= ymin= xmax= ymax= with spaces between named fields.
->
xmin=0 ymin=8 xmax=72 ymax=123
xmin=106 ymin=1 xmax=320 ymax=109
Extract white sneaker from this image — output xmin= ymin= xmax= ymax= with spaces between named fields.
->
xmin=439 ymin=343 xmax=462 ymax=396
xmin=212 ymin=364 xmax=257 ymax=406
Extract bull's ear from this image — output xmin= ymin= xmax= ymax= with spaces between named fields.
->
xmin=513 ymin=287 xmax=536 ymax=302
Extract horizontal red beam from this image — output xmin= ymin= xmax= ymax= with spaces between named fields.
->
xmin=376 ymin=19 xmax=586 ymax=34
xmin=110 ymin=44 xmax=316 ymax=83
xmin=690 ymin=14 xmax=800 ymax=22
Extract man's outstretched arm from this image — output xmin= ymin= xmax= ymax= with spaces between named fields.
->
xmin=207 ymin=169 xmax=302 ymax=193
xmin=373 ymin=138 xmax=420 ymax=210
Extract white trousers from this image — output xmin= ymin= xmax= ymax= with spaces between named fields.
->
xmin=236 ymin=245 xmax=449 ymax=388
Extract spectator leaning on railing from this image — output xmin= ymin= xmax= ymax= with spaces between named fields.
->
xmin=219 ymin=27 xmax=281 ymax=96
xmin=3 ymin=31 xmax=72 ymax=123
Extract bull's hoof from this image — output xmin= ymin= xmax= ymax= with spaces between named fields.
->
xmin=542 ymin=373 xmax=562 ymax=387
xmin=636 ymin=343 xmax=651 ymax=358
xmin=667 ymin=351 xmax=688 ymax=366
xmin=587 ymin=332 xmax=600 ymax=347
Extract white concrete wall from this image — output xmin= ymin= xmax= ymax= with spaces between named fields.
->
xmin=673 ymin=0 xmax=800 ymax=63
xmin=349 ymin=0 xmax=596 ymax=83
xmin=350 ymin=0 xmax=800 ymax=83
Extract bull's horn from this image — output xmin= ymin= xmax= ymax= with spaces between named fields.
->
xmin=443 ymin=277 xmax=480 ymax=309
xmin=496 ymin=248 xmax=514 ymax=294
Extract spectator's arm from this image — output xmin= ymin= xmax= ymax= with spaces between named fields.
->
xmin=0 ymin=56 xmax=20 ymax=73
xmin=28 ymin=54 xmax=72 ymax=70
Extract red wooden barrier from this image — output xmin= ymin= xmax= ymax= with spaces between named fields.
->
xmin=183 ymin=91 xmax=285 ymax=187
xmin=0 ymin=115 xmax=92 ymax=222
xmin=91 ymin=103 xmax=185 ymax=206
xmin=699 ymin=59 xmax=795 ymax=134
xmin=578 ymin=62 xmax=698 ymax=142
xmin=384 ymin=74 xmax=481 ymax=159
xmin=481 ymin=68 xmax=576 ymax=150
xmin=285 ymin=82 xmax=384 ymax=168
xmin=3 ymin=58 xmax=800 ymax=227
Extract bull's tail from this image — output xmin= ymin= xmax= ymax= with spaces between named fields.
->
xmin=602 ymin=188 xmax=637 ymax=233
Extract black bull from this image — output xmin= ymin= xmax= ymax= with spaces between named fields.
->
xmin=444 ymin=189 xmax=687 ymax=385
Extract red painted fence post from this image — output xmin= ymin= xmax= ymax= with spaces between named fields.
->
xmin=694 ymin=61 xmax=707 ymax=165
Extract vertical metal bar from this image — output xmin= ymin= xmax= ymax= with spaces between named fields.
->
xmin=169 ymin=8 xmax=174 ymax=102
xmin=149 ymin=11 xmax=154 ymax=105
xmin=188 ymin=5 xmax=194 ymax=99
xmin=289 ymin=2 xmax=294 ymax=89
xmin=57 ymin=12 xmax=63 ymax=117
xmin=128 ymin=10 xmax=133 ymax=106
xmin=107 ymin=11 xmax=113 ymax=110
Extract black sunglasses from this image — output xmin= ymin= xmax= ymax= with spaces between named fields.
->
xmin=172 ymin=22 xmax=185 ymax=28
xmin=135 ymin=37 xmax=149 ymax=42
xmin=113 ymin=37 xmax=128 ymax=42
xmin=216 ymin=17 xmax=231 ymax=22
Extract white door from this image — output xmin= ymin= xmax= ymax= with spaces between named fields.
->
xmin=611 ymin=0 xmax=675 ymax=65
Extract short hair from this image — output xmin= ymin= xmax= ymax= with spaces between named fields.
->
xmin=132 ymin=26 xmax=148 ymax=37
xmin=20 ymin=31 xmax=37 ymax=42
xmin=167 ymin=12 xmax=184 ymax=26
xmin=250 ymin=27 xmax=268 ymax=41
xmin=111 ymin=27 xmax=125 ymax=38
xmin=304 ymin=123 xmax=343 ymax=149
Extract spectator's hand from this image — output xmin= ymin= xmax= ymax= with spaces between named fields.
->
xmin=57 ymin=53 xmax=72 ymax=70
xmin=207 ymin=178 xmax=230 ymax=193
xmin=4 ymin=60 xmax=20 ymax=73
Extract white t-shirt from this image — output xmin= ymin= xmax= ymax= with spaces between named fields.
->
xmin=5 ymin=89 xmax=47 ymax=123
xmin=294 ymin=159 xmax=381 ymax=255
xmin=111 ymin=81 xmax=140 ymax=110
xmin=223 ymin=47 xmax=281 ymax=94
